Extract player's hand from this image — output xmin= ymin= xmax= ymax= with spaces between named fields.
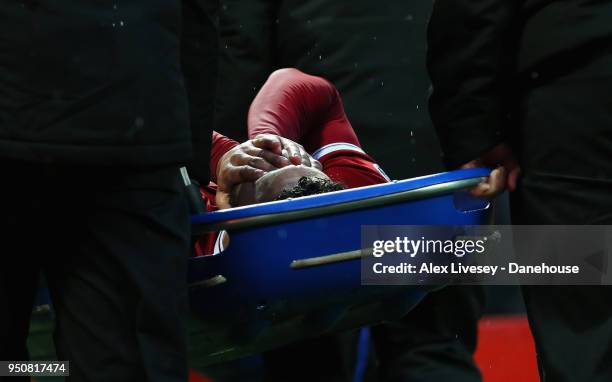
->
xmin=215 ymin=141 xmax=275 ymax=209
xmin=251 ymin=134 xmax=322 ymax=170
xmin=461 ymin=143 xmax=521 ymax=198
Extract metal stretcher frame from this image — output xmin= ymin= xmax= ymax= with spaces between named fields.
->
xmin=191 ymin=168 xmax=489 ymax=234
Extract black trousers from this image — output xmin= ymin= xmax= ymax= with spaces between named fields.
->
xmin=262 ymin=330 xmax=363 ymax=382
xmin=0 ymin=161 xmax=191 ymax=381
xmin=261 ymin=286 xmax=484 ymax=382
xmin=370 ymin=286 xmax=484 ymax=382
xmin=511 ymin=52 xmax=612 ymax=382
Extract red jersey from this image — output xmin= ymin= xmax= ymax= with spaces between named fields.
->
xmin=247 ymin=68 xmax=389 ymax=188
xmin=196 ymin=69 xmax=389 ymax=256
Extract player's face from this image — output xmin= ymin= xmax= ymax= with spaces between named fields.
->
xmin=231 ymin=165 xmax=330 ymax=206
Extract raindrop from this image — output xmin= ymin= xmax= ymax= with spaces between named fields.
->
xmin=113 ymin=4 xmax=118 ymax=10
xmin=416 ymin=104 xmax=420 ymax=110
xmin=380 ymin=81 xmax=384 ymax=87
xmin=224 ymin=44 xmax=228 ymax=49
xmin=111 ymin=22 xmax=116 ymax=27
xmin=372 ymin=36 xmax=377 ymax=41
xmin=410 ymin=130 xmax=414 ymax=137
xmin=119 ymin=21 xmax=124 ymax=27
xmin=404 ymin=15 xmax=414 ymax=21
xmin=411 ymin=157 xmax=416 ymax=163
xmin=318 ymin=55 xmax=322 ymax=60
xmin=275 ymin=19 xmax=280 ymax=24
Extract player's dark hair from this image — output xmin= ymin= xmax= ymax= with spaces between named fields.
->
xmin=276 ymin=176 xmax=346 ymax=200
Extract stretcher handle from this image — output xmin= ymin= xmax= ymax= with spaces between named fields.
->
xmin=290 ymin=248 xmax=373 ymax=269
xmin=189 ymin=275 xmax=227 ymax=289
xmin=181 ymin=167 xmax=206 ymax=214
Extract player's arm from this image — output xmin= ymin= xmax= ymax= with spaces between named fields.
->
xmin=247 ymin=68 xmax=360 ymax=152
xmin=209 ymin=131 xmax=240 ymax=183
xmin=249 ymin=68 xmax=390 ymax=186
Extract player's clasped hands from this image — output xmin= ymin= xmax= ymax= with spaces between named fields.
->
xmin=215 ymin=134 xmax=321 ymax=208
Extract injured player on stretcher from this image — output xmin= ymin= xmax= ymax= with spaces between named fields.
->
xmin=196 ymin=68 xmax=391 ymax=256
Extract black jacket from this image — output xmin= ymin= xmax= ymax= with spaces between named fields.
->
xmin=0 ymin=0 xmax=216 ymax=172
xmin=427 ymin=0 xmax=612 ymax=168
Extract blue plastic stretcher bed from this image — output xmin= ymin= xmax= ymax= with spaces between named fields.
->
xmin=187 ymin=168 xmax=493 ymax=366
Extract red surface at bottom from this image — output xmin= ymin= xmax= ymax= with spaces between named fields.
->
xmin=475 ymin=315 xmax=540 ymax=382
xmin=189 ymin=369 xmax=213 ymax=382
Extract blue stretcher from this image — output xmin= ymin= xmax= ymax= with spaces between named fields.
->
xmin=187 ymin=168 xmax=493 ymax=366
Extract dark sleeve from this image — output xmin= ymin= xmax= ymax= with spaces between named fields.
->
xmin=214 ymin=0 xmax=277 ymax=143
xmin=427 ymin=0 xmax=521 ymax=168
xmin=181 ymin=0 xmax=220 ymax=183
